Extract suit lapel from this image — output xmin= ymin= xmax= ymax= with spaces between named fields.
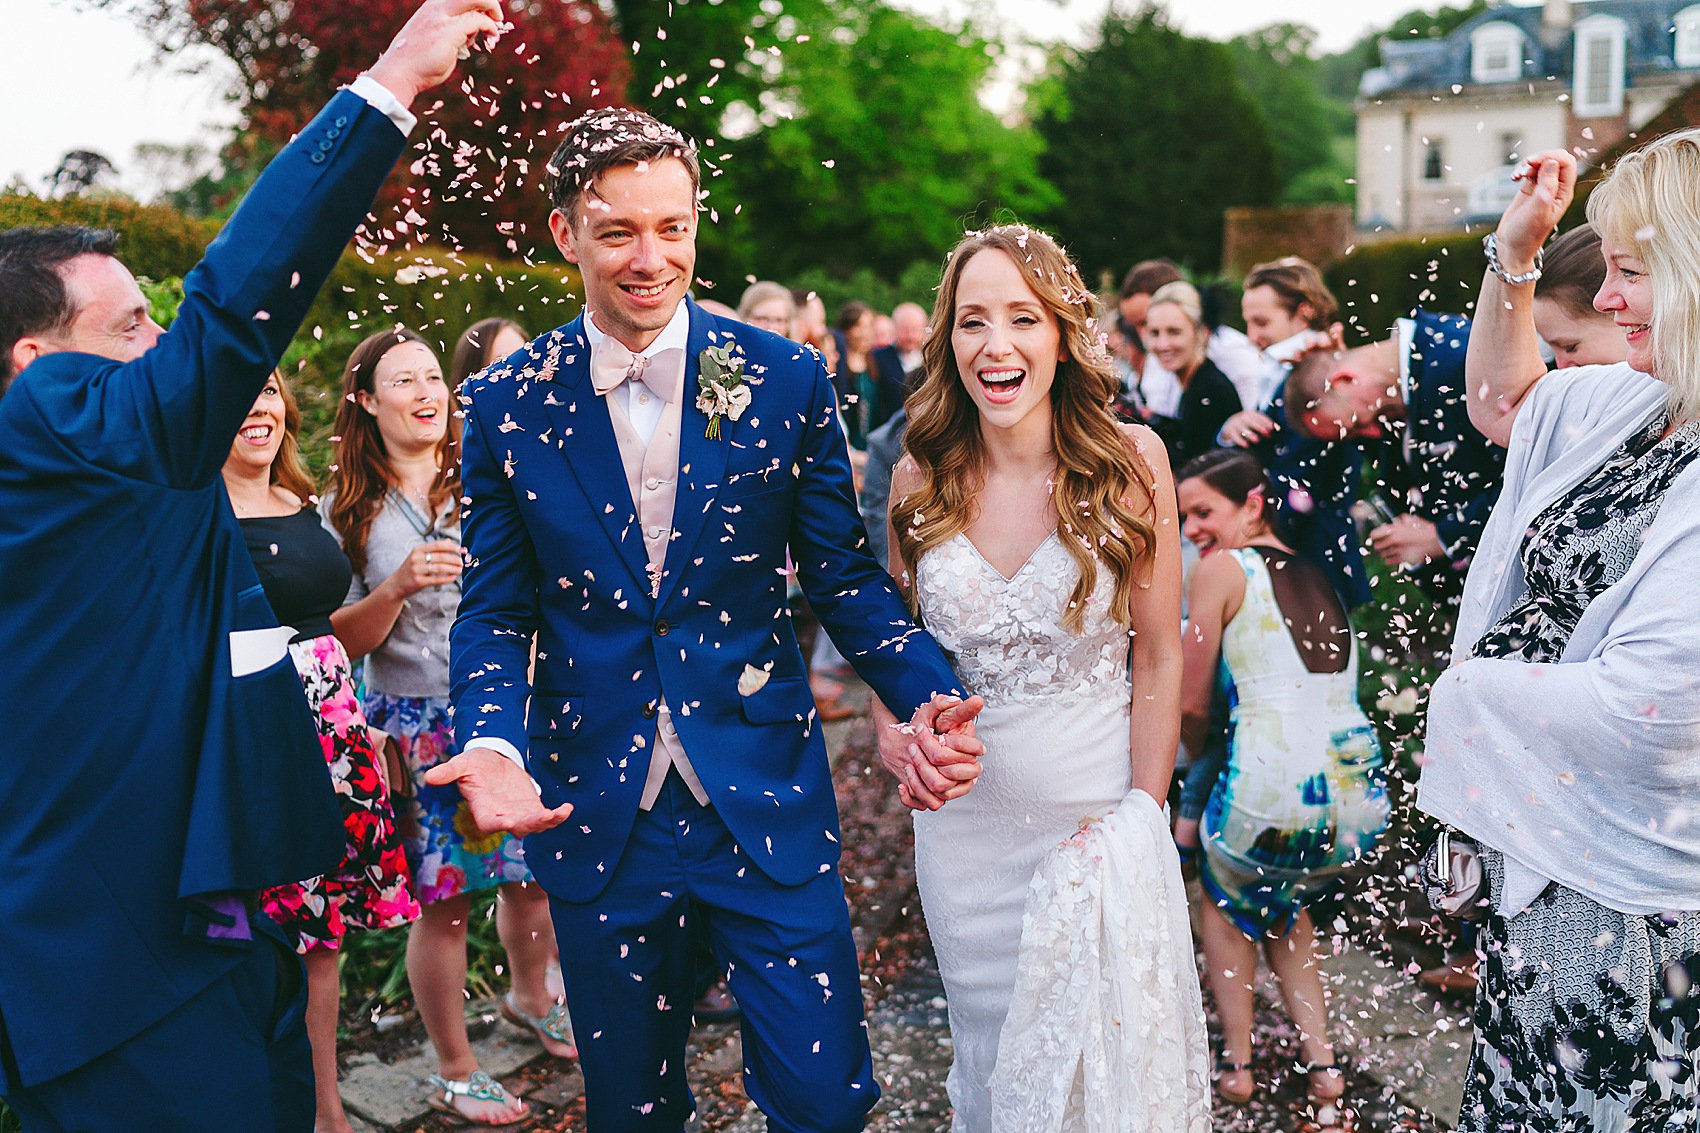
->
xmin=537 ymin=316 xmax=651 ymax=592
xmin=658 ymin=300 xmax=733 ymax=607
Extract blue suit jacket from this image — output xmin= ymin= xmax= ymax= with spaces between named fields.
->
xmin=452 ymin=304 xmax=962 ymax=902
xmin=0 ymin=90 xmax=402 ymax=1087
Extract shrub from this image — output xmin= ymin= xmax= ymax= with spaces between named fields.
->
xmin=0 ymin=193 xmax=214 ymax=281
xmin=1325 ymin=230 xmax=1484 ymax=343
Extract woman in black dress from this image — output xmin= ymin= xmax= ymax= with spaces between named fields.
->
xmin=221 ymin=373 xmax=435 ymax=1133
xmin=1141 ymin=280 xmax=1242 ymax=469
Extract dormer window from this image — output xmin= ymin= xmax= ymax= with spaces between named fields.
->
xmin=1574 ymin=14 xmax=1628 ymax=117
xmin=1471 ymin=21 xmax=1525 ymax=83
xmin=1676 ymin=4 xmax=1700 ymax=68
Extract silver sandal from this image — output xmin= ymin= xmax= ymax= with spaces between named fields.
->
xmin=424 ymin=1070 xmax=529 ymax=1126
xmin=500 ymin=991 xmax=577 ymax=1057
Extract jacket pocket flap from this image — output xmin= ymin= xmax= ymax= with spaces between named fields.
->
xmin=739 ymin=676 xmax=811 ymax=725
xmin=528 ymin=694 xmax=584 ymax=737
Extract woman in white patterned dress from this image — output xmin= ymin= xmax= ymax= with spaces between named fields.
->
xmin=873 ymin=225 xmax=1210 ymax=1132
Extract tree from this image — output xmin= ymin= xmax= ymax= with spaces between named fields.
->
xmin=1032 ymin=6 xmax=1275 ymax=279
xmin=1317 ymin=0 xmax=1490 ymax=101
xmin=1228 ymin=24 xmax=1353 ymax=204
xmin=46 ymin=150 xmax=119 ymax=199
xmin=87 ymin=0 xmax=630 ymax=254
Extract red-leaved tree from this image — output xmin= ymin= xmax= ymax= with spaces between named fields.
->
xmin=99 ymin=0 xmax=630 ymax=254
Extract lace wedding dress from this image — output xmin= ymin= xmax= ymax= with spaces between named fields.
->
xmin=912 ymin=532 xmax=1211 ymax=1133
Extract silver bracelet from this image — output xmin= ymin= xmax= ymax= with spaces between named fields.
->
xmin=1483 ymin=232 xmax=1543 ymax=285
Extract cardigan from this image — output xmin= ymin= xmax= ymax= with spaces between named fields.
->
xmin=1418 ymin=362 xmax=1700 ymax=915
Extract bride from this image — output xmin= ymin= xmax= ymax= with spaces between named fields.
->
xmin=873 ymin=225 xmax=1211 ymax=1131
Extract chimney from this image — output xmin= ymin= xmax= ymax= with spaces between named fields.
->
xmin=1543 ymin=0 xmax=1573 ymax=50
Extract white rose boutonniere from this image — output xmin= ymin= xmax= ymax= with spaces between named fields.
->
xmin=697 ymin=344 xmax=749 ymax=440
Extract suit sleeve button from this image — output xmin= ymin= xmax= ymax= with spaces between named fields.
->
xmin=310 ymin=151 xmax=327 ymax=164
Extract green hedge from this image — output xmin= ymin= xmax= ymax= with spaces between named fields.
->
xmin=1325 ymin=229 xmax=1485 ymax=343
xmin=2 ymin=193 xmax=583 ymax=476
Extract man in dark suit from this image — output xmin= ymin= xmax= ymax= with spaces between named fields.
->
xmin=1283 ymin=311 xmax=1505 ymax=604
xmin=433 ymin=107 xmax=981 ymax=1132
xmin=0 ymin=4 xmax=509 ymax=1129
xmin=870 ymin=301 xmax=927 ymax=392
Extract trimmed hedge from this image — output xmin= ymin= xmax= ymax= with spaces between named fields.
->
xmin=1325 ymin=229 xmax=1485 ymax=343
xmin=2 ymin=193 xmax=583 ymax=475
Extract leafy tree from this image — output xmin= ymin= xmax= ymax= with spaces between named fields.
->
xmin=85 ymin=0 xmax=630 ymax=254
xmin=1228 ymin=24 xmax=1353 ymax=204
xmin=1033 ymin=6 xmax=1275 ymax=278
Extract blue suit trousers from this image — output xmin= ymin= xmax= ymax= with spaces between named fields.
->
xmin=550 ymin=772 xmax=878 ymax=1133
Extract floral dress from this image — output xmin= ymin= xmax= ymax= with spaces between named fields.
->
xmin=1461 ymin=416 xmax=1700 ymax=1132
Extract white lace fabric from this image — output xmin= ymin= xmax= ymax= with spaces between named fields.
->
xmin=912 ymin=533 xmax=1210 ymax=1132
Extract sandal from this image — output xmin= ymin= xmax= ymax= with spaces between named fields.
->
xmin=1294 ymin=1059 xmax=1346 ymax=1103
xmin=501 ymin=991 xmax=577 ymax=1059
xmin=425 ymin=1070 xmax=530 ymax=1127
xmin=1213 ymin=1054 xmax=1255 ymax=1105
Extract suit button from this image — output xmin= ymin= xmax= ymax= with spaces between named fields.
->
xmin=334 ymin=116 xmax=349 ymax=128
xmin=318 ymin=139 xmax=334 ymax=151
xmin=326 ymin=127 xmax=341 ymax=139
xmin=654 ymin=620 xmax=671 ymax=636
xmin=310 ymin=152 xmax=327 ymax=164
xmin=641 ymin=700 xmax=658 ymax=719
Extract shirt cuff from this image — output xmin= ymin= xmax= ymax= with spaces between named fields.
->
xmin=464 ymin=736 xmax=527 ymax=772
xmin=348 ymin=74 xmax=418 ymax=137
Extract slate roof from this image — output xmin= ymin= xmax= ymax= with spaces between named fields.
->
xmin=1361 ymin=0 xmax=1700 ymax=96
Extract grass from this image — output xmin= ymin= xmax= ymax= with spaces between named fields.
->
xmin=336 ymin=888 xmax=510 ymax=1030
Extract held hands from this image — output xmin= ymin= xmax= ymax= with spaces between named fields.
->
xmin=386 ymin=538 xmax=463 ymax=599
xmin=1499 ymin=150 xmax=1578 ymax=269
xmin=367 ymin=0 xmax=506 ymax=109
xmin=879 ymin=693 xmax=986 ymax=812
xmin=422 ymin=747 xmax=573 ymax=837
xmin=1370 ymin=514 xmax=1446 ymax=568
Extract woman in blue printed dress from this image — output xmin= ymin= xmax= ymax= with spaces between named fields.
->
xmin=1177 ymin=448 xmax=1390 ymax=1112
xmin=322 ymin=325 xmax=568 ymax=1125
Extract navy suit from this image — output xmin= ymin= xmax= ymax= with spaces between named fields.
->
xmin=0 ymin=90 xmax=402 ymax=1127
xmin=452 ymin=305 xmax=962 ymax=1130
xmin=1252 ymin=311 xmax=1501 ymax=609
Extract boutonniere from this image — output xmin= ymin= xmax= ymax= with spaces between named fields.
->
xmin=696 ymin=344 xmax=751 ymax=440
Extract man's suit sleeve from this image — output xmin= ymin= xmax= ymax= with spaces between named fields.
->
xmin=40 ymin=90 xmax=405 ymax=490
xmin=788 ymin=360 xmax=961 ymax=719
xmin=450 ymin=381 xmax=543 ymax=759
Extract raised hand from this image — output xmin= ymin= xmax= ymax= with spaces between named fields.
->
xmin=367 ymin=0 xmax=507 ymax=109
xmin=1499 ymin=149 xmax=1577 ymax=269
xmin=423 ymin=747 xmax=573 ymax=837
xmin=1221 ymin=409 xmax=1276 ymax=448
xmin=1369 ymin=514 xmax=1445 ymax=568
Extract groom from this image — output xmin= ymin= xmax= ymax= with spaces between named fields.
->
xmin=436 ymin=108 xmax=982 ymax=1131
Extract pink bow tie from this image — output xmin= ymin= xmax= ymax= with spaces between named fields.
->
xmin=590 ymin=339 xmax=684 ymax=403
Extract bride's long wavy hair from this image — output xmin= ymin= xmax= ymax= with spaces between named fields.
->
xmin=895 ymin=225 xmax=1158 ymax=633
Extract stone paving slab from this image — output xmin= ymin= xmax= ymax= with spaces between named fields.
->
xmin=339 ymin=1003 xmax=543 ymax=1128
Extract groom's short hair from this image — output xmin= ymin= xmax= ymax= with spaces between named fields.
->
xmin=545 ymin=108 xmax=701 ymax=225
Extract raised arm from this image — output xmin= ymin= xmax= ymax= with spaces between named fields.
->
xmin=1123 ymin=426 xmax=1184 ymax=801
xmin=1468 ymin=149 xmax=1576 ymax=447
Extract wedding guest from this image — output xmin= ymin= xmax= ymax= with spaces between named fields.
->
xmin=1283 ymin=312 xmax=1505 ymax=605
xmin=449 ymin=316 xmax=527 ymax=394
xmin=1239 ymin=256 xmax=1340 ymax=411
xmin=225 ymin=371 xmax=421 ymax=1133
xmin=790 ymin=288 xmax=830 ymax=353
xmin=1419 ymin=139 xmax=1700 ymax=1131
xmin=1119 ymin=259 xmax=1260 ymax=417
xmin=1141 ymin=281 xmax=1242 ymax=469
xmin=1533 ymin=223 xmax=1629 ymax=368
xmin=736 ymin=281 xmax=795 ymax=337
xmin=0 ymin=5 xmax=502 ymax=1126
xmin=322 ymin=327 xmax=564 ymax=1124
xmin=834 ymin=300 xmax=903 ymax=449
xmin=872 ymin=301 xmax=928 ymax=389
xmin=872 ymin=311 xmax=896 ymax=350
xmin=1177 ymin=449 xmax=1388 ymax=1110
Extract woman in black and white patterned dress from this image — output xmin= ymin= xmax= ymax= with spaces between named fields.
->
xmin=1417 ymin=137 xmax=1700 ymax=1131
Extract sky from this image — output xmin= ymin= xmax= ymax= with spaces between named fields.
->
xmin=1 ymin=0 xmax=1472 ymax=196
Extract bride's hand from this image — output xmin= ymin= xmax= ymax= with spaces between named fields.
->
xmin=877 ymin=695 xmax=984 ymax=810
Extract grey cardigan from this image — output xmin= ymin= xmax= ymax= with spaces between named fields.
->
xmin=1419 ymin=363 xmax=1700 ymax=916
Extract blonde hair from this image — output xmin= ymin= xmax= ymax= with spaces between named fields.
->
xmin=737 ymin=280 xmax=795 ymax=323
xmin=897 ymin=224 xmax=1159 ymax=632
xmin=1587 ymin=126 xmax=1700 ymax=421
xmin=1146 ymin=280 xmax=1207 ymax=373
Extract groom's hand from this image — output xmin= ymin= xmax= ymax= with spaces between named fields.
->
xmin=423 ymin=748 xmax=573 ymax=837
xmin=882 ymin=694 xmax=985 ymax=811
xmin=368 ymin=0 xmax=506 ymax=110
